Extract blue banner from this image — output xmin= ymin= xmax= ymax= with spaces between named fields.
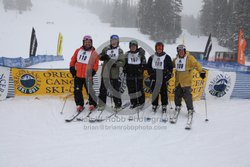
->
xmin=0 ymin=55 xmax=64 ymax=68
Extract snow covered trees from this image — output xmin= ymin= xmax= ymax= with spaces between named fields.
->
xmin=138 ymin=0 xmax=182 ymax=43
xmin=2 ymin=0 xmax=32 ymax=13
xmin=200 ymin=0 xmax=250 ymax=57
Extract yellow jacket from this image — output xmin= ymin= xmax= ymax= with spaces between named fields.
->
xmin=173 ymin=52 xmax=202 ymax=87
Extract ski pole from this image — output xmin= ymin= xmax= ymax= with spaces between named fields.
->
xmin=60 ymin=82 xmax=73 ymax=114
xmin=203 ymin=87 xmax=209 ymax=122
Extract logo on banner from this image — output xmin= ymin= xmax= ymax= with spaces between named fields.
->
xmin=208 ymin=74 xmax=231 ymax=97
xmin=0 ymin=74 xmax=7 ymax=94
xmin=15 ymin=71 xmax=41 ymax=94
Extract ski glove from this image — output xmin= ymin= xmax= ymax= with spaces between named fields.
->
xmin=70 ymin=66 xmax=76 ymax=77
xmin=164 ymin=73 xmax=172 ymax=81
xmin=200 ymin=72 xmax=206 ymax=79
xmin=150 ymin=73 xmax=156 ymax=80
xmin=101 ymin=54 xmax=110 ymax=61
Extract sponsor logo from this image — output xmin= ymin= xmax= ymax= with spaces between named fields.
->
xmin=208 ymin=74 xmax=231 ymax=97
xmin=0 ymin=74 xmax=7 ymax=94
xmin=15 ymin=70 xmax=41 ymax=94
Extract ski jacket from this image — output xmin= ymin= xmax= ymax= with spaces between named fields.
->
xmin=70 ymin=46 xmax=99 ymax=79
xmin=124 ymin=47 xmax=147 ymax=79
xmin=173 ymin=52 xmax=202 ymax=87
xmin=99 ymin=45 xmax=125 ymax=79
xmin=147 ymin=52 xmax=173 ymax=82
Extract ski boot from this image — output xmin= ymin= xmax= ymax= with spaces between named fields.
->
xmin=185 ymin=109 xmax=194 ymax=130
xmin=89 ymin=105 xmax=96 ymax=112
xmin=152 ymin=105 xmax=157 ymax=113
xmin=161 ymin=105 xmax=168 ymax=122
xmin=170 ymin=106 xmax=181 ymax=124
xmin=77 ymin=105 xmax=84 ymax=113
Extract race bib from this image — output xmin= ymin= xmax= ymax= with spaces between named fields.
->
xmin=77 ymin=49 xmax=92 ymax=64
xmin=175 ymin=56 xmax=187 ymax=71
xmin=128 ymin=52 xmax=141 ymax=65
xmin=107 ymin=48 xmax=119 ymax=60
xmin=152 ymin=54 xmax=166 ymax=70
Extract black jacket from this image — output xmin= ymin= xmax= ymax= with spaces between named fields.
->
xmin=147 ymin=52 xmax=173 ymax=82
xmin=124 ymin=47 xmax=147 ymax=79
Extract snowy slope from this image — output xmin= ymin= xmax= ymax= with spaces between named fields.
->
xmin=0 ymin=1 xmax=250 ymax=167
xmin=0 ymin=0 xmax=228 ymax=68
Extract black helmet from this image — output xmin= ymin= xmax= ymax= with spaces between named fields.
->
xmin=129 ymin=40 xmax=138 ymax=48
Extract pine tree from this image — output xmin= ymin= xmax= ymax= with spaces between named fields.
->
xmin=138 ymin=0 xmax=154 ymax=35
xmin=200 ymin=0 xmax=214 ymax=36
xmin=233 ymin=0 xmax=250 ymax=55
xmin=16 ymin=0 xmax=32 ymax=14
xmin=2 ymin=0 xmax=15 ymax=11
xmin=213 ymin=0 xmax=228 ymax=46
xmin=171 ymin=0 xmax=182 ymax=42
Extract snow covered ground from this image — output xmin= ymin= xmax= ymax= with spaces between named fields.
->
xmin=0 ymin=0 xmax=250 ymax=167
xmin=0 ymin=97 xmax=250 ymax=167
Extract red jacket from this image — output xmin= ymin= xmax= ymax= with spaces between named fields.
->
xmin=70 ymin=46 xmax=99 ymax=78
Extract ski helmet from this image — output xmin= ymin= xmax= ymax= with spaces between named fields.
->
xmin=83 ymin=35 xmax=92 ymax=43
xmin=176 ymin=44 xmax=186 ymax=52
xmin=110 ymin=34 xmax=119 ymax=41
xmin=129 ymin=40 xmax=138 ymax=48
xmin=155 ymin=42 xmax=164 ymax=52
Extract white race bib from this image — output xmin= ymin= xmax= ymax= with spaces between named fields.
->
xmin=77 ymin=49 xmax=92 ymax=64
xmin=107 ymin=47 xmax=119 ymax=60
xmin=152 ymin=54 xmax=166 ymax=70
xmin=175 ymin=56 xmax=187 ymax=71
xmin=128 ymin=52 xmax=141 ymax=65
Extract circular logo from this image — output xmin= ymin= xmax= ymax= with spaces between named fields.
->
xmin=15 ymin=70 xmax=41 ymax=94
xmin=208 ymin=74 xmax=231 ymax=97
xmin=20 ymin=74 xmax=36 ymax=88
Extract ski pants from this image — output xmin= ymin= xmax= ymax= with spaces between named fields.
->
xmin=126 ymin=77 xmax=145 ymax=106
xmin=98 ymin=78 xmax=122 ymax=108
xmin=74 ymin=77 xmax=97 ymax=107
xmin=151 ymin=80 xmax=168 ymax=106
xmin=174 ymin=84 xmax=193 ymax=110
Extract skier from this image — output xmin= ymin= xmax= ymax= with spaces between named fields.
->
xmin=124 ymin=40 xmax=146 ymax=109
xmin=69 ymin=35 xmax=99 ymax=112
xmin=98 ymin=35 xmax=125 ymax=111
xmin=147 ymin=42 xmax=173 ymax=116
xmin=171 ymin=44 xmax=206 ymax=128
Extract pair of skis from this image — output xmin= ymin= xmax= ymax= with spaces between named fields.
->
xmin=65 ymin=102 xmax=130 ymax=123
xmin=65 ymin=109 xmax=92 ymax=123
xmin=86 ymin=102 xmax=131 ymax=123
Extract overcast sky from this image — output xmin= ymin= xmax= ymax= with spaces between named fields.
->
xmin=181 ymin=0 xmax=203 ymax=17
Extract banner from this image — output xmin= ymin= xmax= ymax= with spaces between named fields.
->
xmin=237 ymin=28 xmax=246 ymax=65
xmin=205 ymin=70 xmax=236 ymax=100
xmin=29 ymin=27 xmax=38 ymax=57
xmin=204 ymin=33 xmax=212 ymax=60
xmin=12 ymin=68 xmax=80 ymax=96
xmin=0 ymin=66 xmax=10 ymax=100
xmin=143 ymin=69 xmax=208 ymax=101
xmin=57 ymin=33 xmax=63 ymax=56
